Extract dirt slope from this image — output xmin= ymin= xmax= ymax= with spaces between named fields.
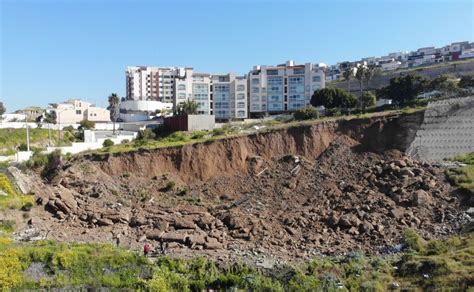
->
xmin=13 ymin=111 xmax=470 ymax=262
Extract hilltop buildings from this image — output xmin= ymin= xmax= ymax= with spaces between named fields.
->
xmin=325 ymin=40 xmax=474 ymax=81
xmin=248 ymin=61 xmax=325 ymax=116
xmin=125 ymin=61 xmax=324 ymax=120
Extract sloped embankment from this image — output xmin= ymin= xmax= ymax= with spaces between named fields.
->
xmin=90 ymin=112 xmax=424 ymax=183
xmin=17 ymin=110 xmax=470 ymax=262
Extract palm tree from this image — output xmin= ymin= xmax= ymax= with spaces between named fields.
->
xmin=355 ymin=65 xmax=366 ymax=94
xmin=107 ymin=93 xmax=120 ymax=134
xmin=364 ymin=65 xmax=376 ymax=90
xmin=342 ymin=67 xmax=354 ymax=92
xmin=178 ymin=99 xmax=199 ymax=115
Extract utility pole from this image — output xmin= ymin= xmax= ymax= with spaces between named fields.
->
xmin=25 ymin=120 xmax=30 ymax=152
xmin=48 ymin=123 xmax=52 ymax=147
xmin=58 ymin=111 xmax=61 ymax=147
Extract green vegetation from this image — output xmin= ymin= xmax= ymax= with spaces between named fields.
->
xmin=0 ymin=231 xmax=472 ymax=290
xmin=447 ymin=152 xmax=474 ymax=197
xmin=175 ymin=99 xmax=199 ymax=115
xmin=358 ymin=91 xmax=376 ymax=111
xmin=107 ymin=93 xmax=120 ymax=134
xmin=102 ymin=139 xmax=114 ymax=148
xmin=310 ymin=88 xmax=357 ymax=109
xmin=293 ymin=108 xmax=320 ymax=121
xmin=79 ymin=119 xmax=95 ymax=130
xmin=0 ymin=128 xmax=70 ymax=156
xmin=0 ymin=241 xmax=151 ymax=289
xmin=0 ymin=173 xmax=34 ymax=210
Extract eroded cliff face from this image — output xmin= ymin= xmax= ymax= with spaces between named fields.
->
xmin=87 ymin=111 xmax=424 ymax=182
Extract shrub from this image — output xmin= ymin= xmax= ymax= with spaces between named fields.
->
xmin=326 ymin=108 xmax=342 ymax=117
xmin=138 ymin=128 xmax=156 ymax=140
xmin=102 ymin=139 xmax=114 ymax=148
xmin=403 ymin=229 xmax=426 ymax=252
xmin=358 ymin=91 xmax=377 ymax=111
xmin=121 ymin=139 xmax=129 ymax=144
xmin=165 ymin=181 xmax=176 ymax=191
xmin=190 ymin=131 xmax=207 ymax=140
xmin=293 ymin=108 xmax=320 ymax=121
xmin=79 ymin=120 xmax=95 ymax=129
xmin=212 ymin=127 xmax=226 ymax=137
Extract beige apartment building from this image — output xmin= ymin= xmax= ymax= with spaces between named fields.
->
xmin=126 ymin=66 xmax=187 ymax=102
xmin=48 ymin=99 xmax=110 ymax=124
xmin=248 ymin=60 xmax=325 ymax=117
xmin=174 ymin=68 xmax=212 ymax=115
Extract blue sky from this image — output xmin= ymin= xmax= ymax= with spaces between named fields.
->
xmin=1 ymin=0 xmax=473 ymax=111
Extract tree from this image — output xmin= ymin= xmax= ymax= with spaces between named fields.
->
xmin=0 ymin=102 xmax=5 ymax=117
xmin=342 ymin=67 xmax=354 ymax=92
xmin=429 ymin=75 xmax=459 ymax=97
xmin=79 ymin=119 xmax=95 ymax=130
xmin=377 ymin=74 xmax=429 ymax=105
xmin=358 ymin=92 xmax=377 ymax=111
xmin=293 ymin=108 xmax=320 ymax=120
xmin=364 ymin=65 xmax=377 ymax=90
xmin=355 ymin=65 xmax=366 ymax=94
xmin=107 ymin=93 xmax=120 ymax=134
xmin=311 ymin=88 xmax=357 ymax=109
xmin=177 ymin=99 xmax=199 ymax=115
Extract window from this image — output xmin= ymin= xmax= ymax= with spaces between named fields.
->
xmin=312 ymin=85 xmax=321 ymax=91
xmin=267 ymin=69 xmax=278 ymax=76
xmin=252 ymin=87 xmax=260 ymax=93
xmin=178 ymin=84 xmax=186 ymax=91
xmin=293 ymin=68 xmax=305 ymax=75
xmin=178 ymin=93 xmax=186 ymax=99
xmin=288 ymin=77 xmax=304 ymax=84
xmin=312 ymin=76 xmax=321 ymax=82
xmin=76 ymin=110 xmax=82 ymax=115
xmin=237 ymin=102 xmax=246 ymax=108
xmin=252 ymin=78 xmax=259 ymax=84
xmin=237 ymin=110 xmax=246 ymax=117
xmin=237 ymin=93 xmax=245 ymax=100
xmin=237 ymin=85 xmax=245 ymax=91
xmin=267 ymin=77 xmax=283 ymax=85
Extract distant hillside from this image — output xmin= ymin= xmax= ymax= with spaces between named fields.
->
xmin=329 ymin=59 xmax=474 ymax=93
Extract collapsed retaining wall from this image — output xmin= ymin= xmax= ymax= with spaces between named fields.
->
xmin=407 ymin=96 xmax=474 ymax=161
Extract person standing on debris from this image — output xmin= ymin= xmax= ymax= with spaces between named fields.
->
xmin=143 ymin=243 xmax=151 ymax=257
xmin=115 ymin=235 xmax=121 ymax=247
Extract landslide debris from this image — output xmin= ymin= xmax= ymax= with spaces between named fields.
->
xmin=16 ymin=131 xmax=469 ymax=261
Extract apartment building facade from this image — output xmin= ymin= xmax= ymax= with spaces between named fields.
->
xmin=126 ymin=66 xmax=187 ymax=102
xmin=211 ymin=73 xmax=248 ymax=120
xmin=248 ymin=61 xmax=325 ymax=117
xmin=47 ymin=99 xmax=110 ymax=124
xmin=174 ymin=68 xmax=213 ymax=115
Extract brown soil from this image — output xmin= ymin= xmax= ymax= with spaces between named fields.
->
xmin=14 ymin=112 xmax=468 ymax=262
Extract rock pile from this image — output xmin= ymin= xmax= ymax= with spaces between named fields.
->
xmin=20 ymin=135 xmax=468 ymax=260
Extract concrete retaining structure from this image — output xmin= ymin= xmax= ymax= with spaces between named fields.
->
xmin=407 ymin=96 xmax=474 ymax=161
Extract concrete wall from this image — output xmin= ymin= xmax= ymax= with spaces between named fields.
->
xmin=188 ymin=115 xmax=215 ymax=131
xmin=0 ymin=122 xmax=121 ymax=131
xmin=407 ymin=96 xmax=474 ymax=161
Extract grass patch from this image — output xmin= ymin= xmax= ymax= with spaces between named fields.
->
xmin=0 ymin=128 xmax=72 ymax=155
xmin=0 ymin=232 xmax=472 ymax=290
xmin=0 ymin=173 xmax=34 ymax=210
xmin=447 ymin=152 xmax=474 ymax=196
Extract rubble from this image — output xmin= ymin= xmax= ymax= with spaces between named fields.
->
xmin=18 ymin=133 xmax=468 ymax=260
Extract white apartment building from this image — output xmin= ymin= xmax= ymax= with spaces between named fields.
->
xmin=211 ymin=73 xmax=248 ymax=120
xmin=248 ymin=61 xmax=325 ymax=117
xmin=126 ymin=66 xmax=187 ymax=102
xmin=48 ymin=99 xmax=110 ymax=124
xmin=174 ymin=68 xmax=212 ymax=115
